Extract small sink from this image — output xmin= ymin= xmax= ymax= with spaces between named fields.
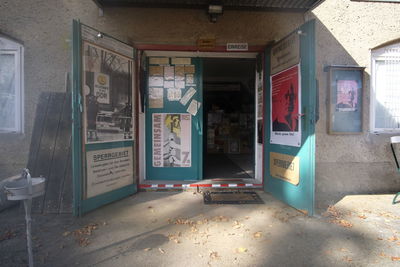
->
xmin=4 ymin=177 xmax=46 ymax=201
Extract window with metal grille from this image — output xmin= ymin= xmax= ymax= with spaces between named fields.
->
xmin=0 ymin=35 xmax=24 ymax=133
xmin=371 ymin=41 xmax=400 ymax=132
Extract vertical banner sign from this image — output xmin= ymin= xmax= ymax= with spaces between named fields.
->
xmin=152 ymin=113 xmax=191 ymax=167
xmin=270 ymin=64 xmax=301 ymax=147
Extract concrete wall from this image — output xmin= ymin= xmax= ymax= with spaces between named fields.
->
xmin=306 ymin=0 xmax=400 ymax=208
xmin=0 ymin=0 xmax=304 ymax=179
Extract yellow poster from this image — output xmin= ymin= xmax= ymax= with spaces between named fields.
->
xmin=270 ymin=152 xmax=299 ymax=185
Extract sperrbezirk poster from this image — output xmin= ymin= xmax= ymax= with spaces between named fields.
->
xmin=152 ymin=113 xmax=191 ymax=167
xmin=83 ymin=42 xmax=133 ymax=144
xmin=270 ymin=64 xmax=301 ymax=147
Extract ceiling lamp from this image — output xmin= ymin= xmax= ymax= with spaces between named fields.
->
xmin=208 ymin=3 xmax=223 ymax=23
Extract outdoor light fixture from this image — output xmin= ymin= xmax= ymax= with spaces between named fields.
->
xmin=208 ymin=3 xmax=223 ymax=23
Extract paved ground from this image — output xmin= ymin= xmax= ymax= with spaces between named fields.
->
xmin=1 ymin=191 xmax=400 ymax=267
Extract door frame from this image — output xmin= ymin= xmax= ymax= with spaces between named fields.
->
xmin=136 ymin=45 xmax=263 ymax=183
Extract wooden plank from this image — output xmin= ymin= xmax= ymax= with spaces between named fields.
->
xmin=43 ymin=93 xmax=72 ymax=213
xmin=32 ymin=92 xmax=66 ymax=213
xmin=27 ymin=92 xmax=51 ymax=174
xmin=60 ymin=142 xmax=73 ymax=214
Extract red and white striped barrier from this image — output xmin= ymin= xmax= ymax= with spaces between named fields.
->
xmin=139 ymin=183 xmax=263 ymax=189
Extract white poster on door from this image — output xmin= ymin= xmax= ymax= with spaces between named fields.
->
xmin=152 ymin=113 xmax=191 ymax=168
xmin=86 ymin=146 xmax=133 ymax=198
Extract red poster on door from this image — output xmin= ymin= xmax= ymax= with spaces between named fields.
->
xmin=270 ymin=64 xmax=301 ymax=147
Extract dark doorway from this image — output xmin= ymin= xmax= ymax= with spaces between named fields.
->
xmin=203 ymin=58 xmax=256 ymax=179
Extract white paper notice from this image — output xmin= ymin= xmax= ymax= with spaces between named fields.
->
xmin=149 ymin=87 xmax=164 ymax=108
xmin=149 ymin=76 xmax=163 ymax=87
xmin=180 ymin=87 xmax=196 ymax=106
xmin=164 ymin=80 xmax=175 ymax=88
xmin=167 ymin=88 xmax=182 ymax=101
xmin=164 ymin=66 xmax=175 ymax=81
xmin=175 ymin=80 xmax=185 ymax=89
xmin=86 ymin=146 xmax=133 ymax=198
xmin=186 ymin=74 xmax=194 ymax=85
xmin=187 ymin=99 xmax=201 ymax=116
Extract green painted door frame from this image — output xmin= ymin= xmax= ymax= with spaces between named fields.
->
xmin=264 ymin=20 xmax=316 ymax=215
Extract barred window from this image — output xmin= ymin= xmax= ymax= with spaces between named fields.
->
xmin=371 ymin=41 xmax=400 ymax=132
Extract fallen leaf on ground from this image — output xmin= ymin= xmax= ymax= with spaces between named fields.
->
xmin=0 ymin=230 xmax=16 ymax=241
xmin=358 ymin=215 xmax=367 ymax=219
xmin=62 ymin=231 xmax=70 ymax=237
xmin=236 ymin=247 xmax=248 ymax=253
xmin=253 ymin=231 xmax=262 ymax=238
xmin=79 ymin=237 xmax=90 ymax=247
xmin=144 ymin=248 xmax=151 ymax=251
xmin=342 ymin=256 xmax=352 ymax=262
xmin=388 ymin=236 xmax=398 ymax=242
xmin=209 ymin=251 xmax=220 ymax=260
xmin=379 ymin=252 xmax=387 ymax=257
xmin=340 ymin=248 xmax=349 ymax=252
xmin=158 ymin=248 xmax=165 ymax=254
xmin=331 ymin=219 xmax=353 ymax=228
xmin=391 ymin=256 xmax=400 ymax=261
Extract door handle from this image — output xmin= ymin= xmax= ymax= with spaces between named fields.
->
xmin=196 ymin=120 xmax=202 ymax=135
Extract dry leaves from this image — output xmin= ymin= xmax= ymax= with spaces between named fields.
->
xmin=158 ymin=248 xmax=165 ymax=254
xmin=168 ymin=233 xmax=181 ymax=244
xmin=324 ymin=206 xmax=353 ymax=228
xmin=209 ymin=251 xmax=220 ymax=260
xmin=232 ymin=220 xmax=244 ymax=229
xmin=253 ymin=231 xmax=262 ymax=238
xmin=212 ymin=216 xmax=230 ymax=222
xmin=236 ymin=247 xmax=248 ymax=253
xmin=342 ymin=256 xmax=353 ymax=262
xmin=0 ymin=230 xmax=16 ymax=241
xmin=392 ymin=256 xmax=400 ymax=261
xmin=72 ymin=223 xmax=99 ymax=247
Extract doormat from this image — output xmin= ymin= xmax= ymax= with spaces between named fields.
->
xmin=203 ymin=191 xmax=264 ymax=204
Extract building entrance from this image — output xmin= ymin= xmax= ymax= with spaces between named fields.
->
xmin=203 ymin=58 xmax=256 ymax=179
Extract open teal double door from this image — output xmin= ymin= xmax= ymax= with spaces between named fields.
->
xmin=72 ymin=20 xmax=316 ymax=216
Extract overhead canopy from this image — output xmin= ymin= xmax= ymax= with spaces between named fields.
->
xmin=93 ymin=0 xmax=324 ymax=12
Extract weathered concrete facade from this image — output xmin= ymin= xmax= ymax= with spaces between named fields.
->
xmin=306 ymin=0 xmax=400 ymax=207
xmin=1 ymin=0 xmax=399 ymax=209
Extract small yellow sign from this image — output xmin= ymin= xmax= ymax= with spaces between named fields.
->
xmin=197 ymin=38 xmax=216 ymax=49
xmin=270 ymin=152 xmax=299 ymax=185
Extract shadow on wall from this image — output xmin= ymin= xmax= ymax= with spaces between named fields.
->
xmin=311 ymin=17 xmax=400 ymax=211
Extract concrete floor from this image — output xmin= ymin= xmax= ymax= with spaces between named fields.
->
xmin=1 ymin=191 xmax=400 ymax=266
